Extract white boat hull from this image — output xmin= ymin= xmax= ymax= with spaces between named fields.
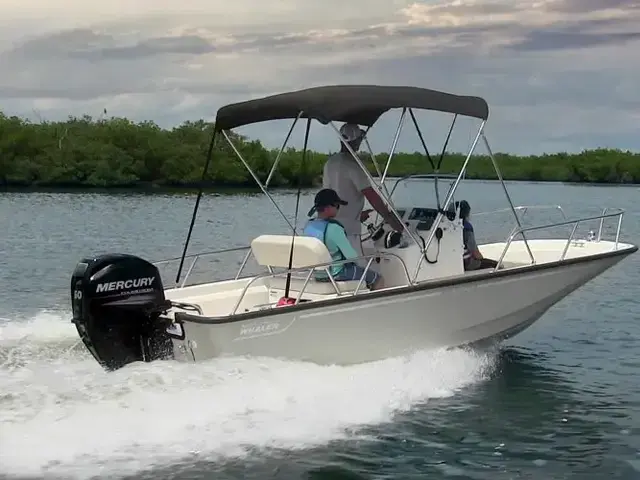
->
xmin=169 ymin=245 xmax=634 ymax=365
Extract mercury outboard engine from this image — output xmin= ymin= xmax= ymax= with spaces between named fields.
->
xmin=70 ymin=253 xmax=174 ymax=371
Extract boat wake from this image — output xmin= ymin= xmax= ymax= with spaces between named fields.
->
xmin=1 ymin=310 xmax=498 ymax=479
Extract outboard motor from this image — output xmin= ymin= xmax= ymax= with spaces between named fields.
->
xmin=70 ymin=253 xmax=174 ymax=371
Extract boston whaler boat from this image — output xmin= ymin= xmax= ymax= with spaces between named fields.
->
xmin=69 ymin=85 xmax=638 ymax=371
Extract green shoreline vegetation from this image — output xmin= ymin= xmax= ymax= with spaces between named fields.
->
xmin=1 ymin=113 xmax=638 ymax=191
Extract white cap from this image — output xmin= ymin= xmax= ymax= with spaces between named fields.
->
xmin=339 ymin=123 xmax=365 ymax=142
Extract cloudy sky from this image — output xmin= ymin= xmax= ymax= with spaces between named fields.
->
xmin=1 ymin=0 xmax=639 ymax=155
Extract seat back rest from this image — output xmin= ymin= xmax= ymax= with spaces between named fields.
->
xmin=251 ymin=235 xmax=333 ymax=269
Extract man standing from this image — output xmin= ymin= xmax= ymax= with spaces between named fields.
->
xmin=323 ymin=122 xmax=405 ymax=256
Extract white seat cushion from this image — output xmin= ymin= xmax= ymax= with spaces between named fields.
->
xmin=269 ymin=275 xmax=364 ymax=295
xmin=251 ymin=235 xmax=332 ymax=269
xmin=252 ymin=234 xmax=368 ymax=295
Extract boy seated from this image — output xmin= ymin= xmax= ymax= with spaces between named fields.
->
xmin=303 ymin=188 xmax=384 ymax=290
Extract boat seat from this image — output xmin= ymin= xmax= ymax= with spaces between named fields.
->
xmin=250 ymin=234 xmax=367 ymax=295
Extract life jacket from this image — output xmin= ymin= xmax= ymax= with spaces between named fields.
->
xmin=302 ymin=218 xmax=347 ymax=277
xmin=462 ymin=219 xmax=473 ymax=261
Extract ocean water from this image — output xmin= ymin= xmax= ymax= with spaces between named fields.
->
xmin=1 ymin=180 xmax=639 ymax=479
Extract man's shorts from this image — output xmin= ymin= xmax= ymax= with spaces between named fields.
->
xmin=331 ymin=262 xmax=379 ymax=288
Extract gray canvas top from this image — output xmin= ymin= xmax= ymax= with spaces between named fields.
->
xmin=214 ymin=85 xmax=489 ymax=131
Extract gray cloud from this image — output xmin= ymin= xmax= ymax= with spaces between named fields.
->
xmin=1 ymin=29 xmax=214 ymax=62
xmin=0 ymin=27 xmax=412 ymax=63
xmin=0 ymin=83 xmax=269 ymax=102
xmin=404 ymin=1 xmax=525 ymax=17
xmin=410 ymin=0 xmax=640 ymax=17
xmin=1 ymin=0 xmax=640 ymax=155
xmin=507 ymin=30 xmax=640 ymax=51
xmin=73 ymin=35 xmax=216 ymax=60
xmin=550 ymin=0 xmax=640 ymax=14
xmin=3 ymin=0 xmax=639 ymax=69
xmin=331 ymin=50 xmax=637 ymax=110
xmin=4 ymin=29 xmax=114 ymax=60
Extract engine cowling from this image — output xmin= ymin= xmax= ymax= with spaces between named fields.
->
xmin=70 ymin=253 xmax=174 ymax=371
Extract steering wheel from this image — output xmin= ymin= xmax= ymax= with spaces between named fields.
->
xmin=360 ymin=219 xmax=386 ymax=243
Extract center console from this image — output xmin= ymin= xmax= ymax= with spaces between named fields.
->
xmin=361 ymin=205 xmax=465 ymax=285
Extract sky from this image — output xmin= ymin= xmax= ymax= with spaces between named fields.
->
xmin=0 ymin=0 xmax=639 ymax=155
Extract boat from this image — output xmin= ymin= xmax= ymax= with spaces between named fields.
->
xmin=69 ymin=85 xmax=638 ymax=372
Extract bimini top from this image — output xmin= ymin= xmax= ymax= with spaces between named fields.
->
xmin=214 ymin=85 xmax=489 ymax=132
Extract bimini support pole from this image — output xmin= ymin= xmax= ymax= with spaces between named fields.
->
xmin=282 ymin=117 xmax=312 ymax=303
xmin=175 ymin=127 xmax=218 ymax=284
xmin=329 ymin=120 xmax=423 ymax=253
xmin=412 ymin=121 xmax=485 ymax=282
xmin=368 ymin=110 xmax=406 ymax=227
xmin=222 ymin=129 xmax=295 ymax=231
xmin=380 ymin=108 xmax=407 ymax=187
xmin=408 ymin=109 xmax=438 ymax=207
xmin=350 ymin=124 xmax=385 ymax=191
xmin=362 ymin=136 xmax=383 ymax=179
xmin=362 ymin=128 xmax=390 ymax=197
xmin=481 ymin=133 xmax=535 ymax=264
xmin=435 ymin=114 xmax=458 ymax=208
xmin=265 ymin=111 xmax=303 ymax=188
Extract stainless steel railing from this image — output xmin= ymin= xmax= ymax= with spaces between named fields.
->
xmin=473 ymin=204 xmax=568 ymax=221
xmin=494 ymin=210 xmax=625 ymax=270
xmin=597 ymin=207 xmax=624 ymax=242
xmin=153 ymin=245 xmax=252 ymax=288
xmin=229 ymin=251 xmax=413 ymax=316
xmin=154 ymin=206 xmax=626 ymax=291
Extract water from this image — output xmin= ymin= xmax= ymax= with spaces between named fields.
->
xmin=1 ymin=181 xmax=639 ymax=479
